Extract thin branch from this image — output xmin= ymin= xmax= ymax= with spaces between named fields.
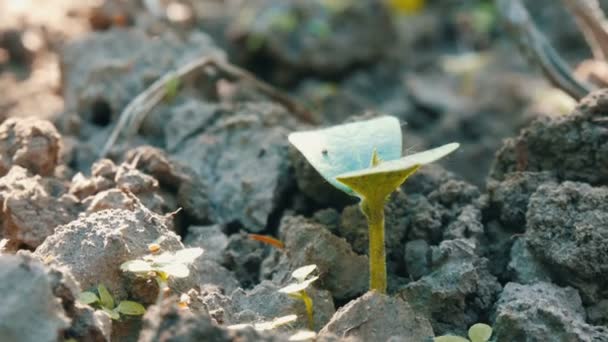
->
xmin=496 ymin=0 xmax=593 ymax=100
xmin=563 ymin=0 xmax=608 ymax=61
xmin=100 ymin=56 xmax=315 ymax=158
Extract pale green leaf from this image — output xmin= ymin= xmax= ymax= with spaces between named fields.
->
xmin=291 ymin=265 xmax=317 ymax=282
xmin=116 ymin=301 xmax=146 ymax=316
xmin=120 ymin=260 xmax=153 ymax=273
xmin=97 ymin=284 xmax=114 ymax=309
xmin=78 ymin=291 xmax=99 ymax=305
xmin=468 ymin=323 xmax=493 ymax=342
xmin=159 ymin=263 xmax=190 ymax=278
xmin=336 ymin=143 xmax=459 ymax=201
xmin=288 ymin=116 xmax=402 ymax=195
xmin=101 ymin=307 xmax=120 ymax=320
xmin=434 ymin=336 xmax=470 ymax=342
xmin=279 ymin=276 xmax=319 ymax=294
xmin=173 ymin=248 xmax=203 ymax=264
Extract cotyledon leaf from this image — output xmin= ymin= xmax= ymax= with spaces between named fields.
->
xmin=468 ymin=323 xmax=493 ymax=342
xmin=288 ymin=116 xmax=402 ymax=195
xmin=336 ymin=143 xmax=459 ymax=201
xmin=98 ymin=284 xmax=115 ymax=310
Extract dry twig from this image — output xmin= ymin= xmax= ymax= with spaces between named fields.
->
xmin=496 ymin=0 xmax=593 ymax=100
xmin=100 ymin=56 xmax=314 ymax=158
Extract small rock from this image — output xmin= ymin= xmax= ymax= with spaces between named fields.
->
xmin=171 ymin=102 xmax=297 ymax=230
xmin=184 ymin=225 xmax=228 ymax=264
xmin=404 ymin=239 xmax=430 ymax=281
xmin=507 ymin=238 xmax=551 ymax=284
xmin=1 ymin=166 xmax=80 ymax=249
xmin=487 ymin=171 xmax=557 ymax=230
xmin=493 ymin=282 xmax=608 ymax=341
xmin=526 ymin=181 xmax=608 ymax=301
xmin=400 ymin=239 xmax=501 ymax=335
xmin=231 ymin=280 xmax=335 ymax=330
xmin=222 ymin=231 xmax=270 ymax=289
xmin=279 ymin=215 xmax=368 ymax=301
xmin=195 ymin=259 xmax=239 ymax=295
xmin=0 ymin=117 xmax=61 ymax=177
xmin=34 ymin=202 xmax=185 ymax=301
xmin=318 ymin=291 xmax=434 ymax=341
xmin=0 ymin=253 xmax=70 ymax=342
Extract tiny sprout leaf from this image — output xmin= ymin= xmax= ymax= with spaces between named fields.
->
xmin=468 ymin=323 xmax=492 ymax=342
xmin=98 ymin=284 xmax=114 ymax=309
xmin=116 ymin=301 xmax=146 ymax=316
xmin=288 ymin=116 xmax=402 ymax=195
xmin=173 ymin=248 xmax=203 ymax=264
xmin=102 ymin=307 xmax=120 ymax=320
xmin=78 ymin=291 xmax=100 ymax=305
xmin=291 ymin=265 xmax=317 ymax=282
xmin=434 ymin=336 xmax=470 ymax=342
xmin=120 ymin=260 xmax=153 ymax=273
xmin=279 ymin=276 xmax=319 ymax=294
xmin=289 ymin=330 xmax=317 ymax=341
xmin=160 ymin=263 xmax=190 ymax=278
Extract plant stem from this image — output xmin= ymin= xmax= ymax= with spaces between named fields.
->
xmin=361 ymin=198 xmax=386 ymax=293
xmin=155 ymin=276 xmax=168 ymax=305
xmin=300 ymin=291 xmax=314 ymax=331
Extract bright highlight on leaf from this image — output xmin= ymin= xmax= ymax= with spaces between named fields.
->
xmin=289 ymin=330 xmax=317 ymax=341
xmin=120 ymin=247 xmax=203 ymax=279
xmin=78 ymin=291 xmax=99 ymax=305
xmin=291 ymin=264 xmax=317 ymax=282
xmin=279 ymin=276 xmax=319 ymax=294
xmin=227 ymin=314 xmax=298 ymax=331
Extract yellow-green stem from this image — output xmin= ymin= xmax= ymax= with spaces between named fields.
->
xmin=361 ymin=198 xmax=386 ymax=293
xmin=300 ymin=291 xmax=314 ymax=330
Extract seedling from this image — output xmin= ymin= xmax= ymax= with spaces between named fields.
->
xmin=120 ymin=247 xmax=203 ymax=303
xmin=279 ymin=265 xmax=319 ymax=330
xmin=289 ymin=116 xmax=459 ymax=293
xmin=227 ymin=314 xmax=298 ymax=331
xmin=78 ymin=284 xmax=146 ymax=320
xmin=435 ymin=323 xmax=493 ymax=342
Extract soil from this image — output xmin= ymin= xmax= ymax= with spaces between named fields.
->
xmin=1 ymin=0 xmax=608 ymax=341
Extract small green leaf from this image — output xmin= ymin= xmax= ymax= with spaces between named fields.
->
xmin=120 ymin=260 xmax=152 ymax=273
xmin=173 ymin=248 xmax=203 ymax=264
xmin=434 ymin=336 xmax=470 ymax=342
xmin=78 ymin=291 xmax=99 ymax=305
xmin=116 ymin=301 xmax=146 ymax=316
xmin=101 ymin=307 xmax=120 ymax=320
xmin=291 ymin=265 xmax=317 ymax=282
xmin=468 ymin=323 xmax=493 ymax=342
xmin=165 ymin=76 xmax=180 ymax=102
xmin=159 ymin=263 xmax=190 ymax=278
xmin=97 ymin=284 xmax=114 ymax=310
xmin=288 ymin=116 xmax=403 ymax=195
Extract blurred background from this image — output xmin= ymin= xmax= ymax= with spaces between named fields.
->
xmin=0 ymin=0 xmax=601 ymax=186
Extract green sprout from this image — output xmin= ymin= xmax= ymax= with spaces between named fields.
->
xmin=120 ymin=247 xmax=203 ymax=303
xmin=278 ymin=265 xmax=319 ymax=330
xmin=289 ymin=116 xmax=459 ymax=293
xmin=227 ymin=314 xmax=298 ymax=331
xmin=78 ymin=284 xmax=146 ymax=320
xmin=435 ymin=323 xmax=493 ymax=342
